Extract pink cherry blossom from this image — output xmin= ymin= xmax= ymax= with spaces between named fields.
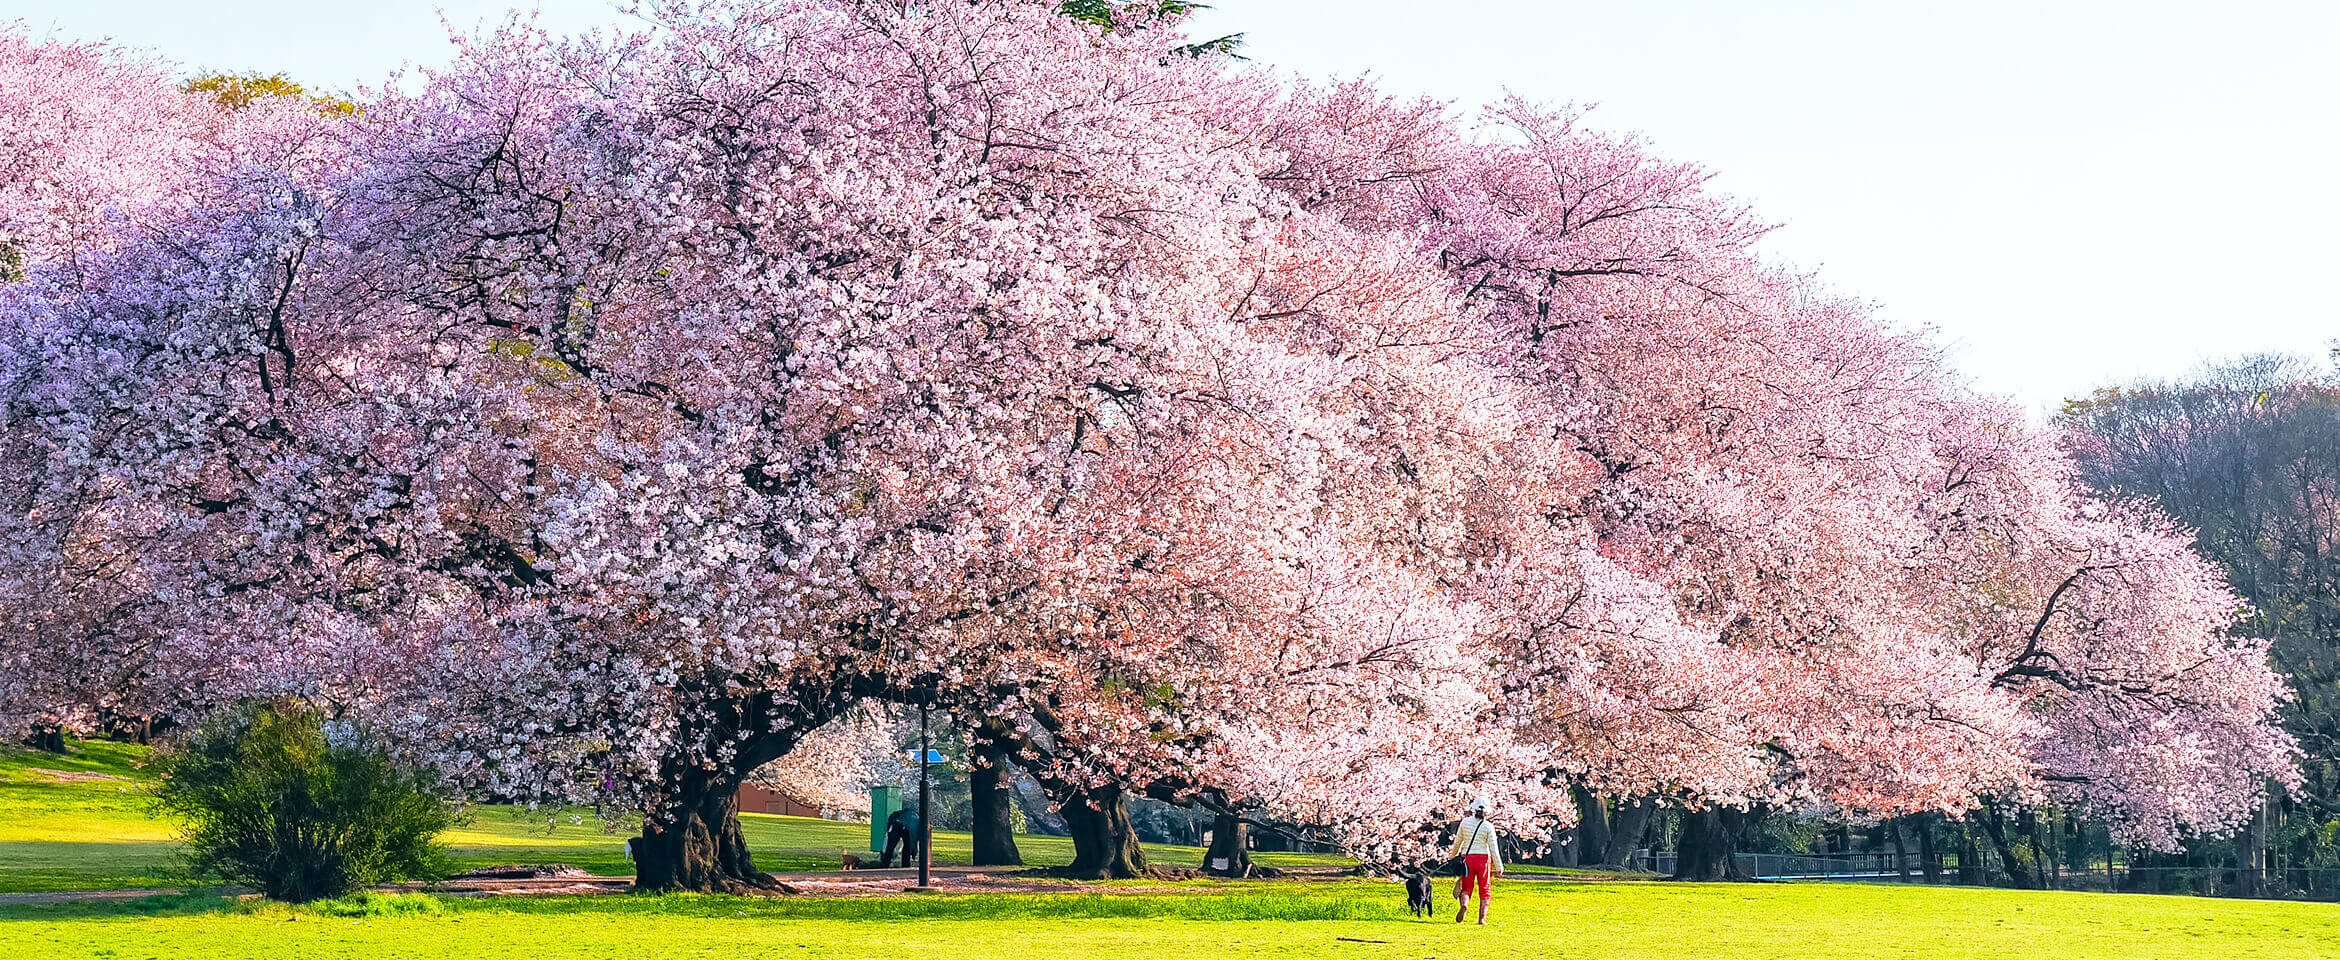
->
xmin=0 ymin=1 xmax=2292 ymax=889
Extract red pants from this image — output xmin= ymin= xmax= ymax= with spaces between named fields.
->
xmin=1455 ymin=853 xmax=1493 ymax=899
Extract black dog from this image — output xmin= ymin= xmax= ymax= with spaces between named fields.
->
xmin=1400 ymin=865 xmax=1436 ymax=918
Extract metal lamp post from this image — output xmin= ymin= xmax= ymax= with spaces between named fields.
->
xmin=917 ymin=696 xmax=933 ymax=889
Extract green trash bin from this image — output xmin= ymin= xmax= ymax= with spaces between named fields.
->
xmin=870 ymin=785 xmax=901 ymax=855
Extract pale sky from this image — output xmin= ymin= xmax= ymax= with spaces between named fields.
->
xmin=7 ymin=0 xmax=2334 ymax=415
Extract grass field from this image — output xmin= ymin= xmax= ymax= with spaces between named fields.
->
xmin=5 ymin=741 xmax=2338 ymax=959
xmin=3 ymin=879 xmax=2338 ymax=959
xmin=0 ymin=741 xmax=1348 ymax=892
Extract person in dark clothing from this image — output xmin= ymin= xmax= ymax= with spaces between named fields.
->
xmin=880 ymin=803 xmax=923 ymax=868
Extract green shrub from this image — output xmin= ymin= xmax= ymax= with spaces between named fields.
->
xmin=307 ymin=891 xmax=448 ymax=918
xmin=150 ymin=701 xmax=452 ymax=902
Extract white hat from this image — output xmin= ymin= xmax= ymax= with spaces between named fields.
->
xmin=1467 ymin=798 xmax=1491 ymax=815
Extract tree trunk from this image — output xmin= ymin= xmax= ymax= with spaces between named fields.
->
xmin=1204 ymin=811 xmax=1252 ymax=877
xmin=2036 ymin=811 xmax=2057 ymax=889
xmin=2239 ymin=784 xmax=2269 ymax=897
xmin=1598 ymin=795 xmax=1657 ymax=868
xmin=1548 ymin=824 xmax=1579 ymax=867
xmin=1890 ymin=817 xmax=1911 ymax=880
xmin=1919 ymin=816 xmax=1944 ymax=883
xmin=1572 ymin=786 xmax=1611 ymax=865
xmin=1671 ymin=807 xmax=1753 ymax=881
xmin=1975 ymin=807 xmax=2040 ymax=889
xmin=1955 ymin=817 xmax=1985 ymax=885
xmin=22 ymin=724 xmax=65 ymax=753
xmin=1060 ymin=782 xmax=1149 ymax=879
xmin=968 ymin=733 xmax=1023 ymax=866
xmin=633 ymin=765 xmax=786 ymax=894
xmin=630 ymin=683 xmax=854 ymax=893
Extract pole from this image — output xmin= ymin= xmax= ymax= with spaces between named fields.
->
xmin=917 ymin=695 xmax=933 ymax=889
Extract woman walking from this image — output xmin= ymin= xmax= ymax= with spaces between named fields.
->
xmin=1449 ymin=799 xmax=1503 ymax=925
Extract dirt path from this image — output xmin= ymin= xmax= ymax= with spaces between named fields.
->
xmin=0 ymin=887 xmax=190 ymax=906
xmin=0 ymin=866 xmax=1161 ymax=905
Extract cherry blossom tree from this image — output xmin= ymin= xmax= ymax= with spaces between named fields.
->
xmin=0 ymin=33 xmax=336 ymax=282
xmin=2058 ymin=356 xmax=2340 ymax=893
xmin=0 ymin=0 xmax=2293 ymax=896
xmin=1245 ymin=80 xmax=2296 ymax=876
xmin=0 ymin=31 xmax=348 ymax=747
xmin=2 ymin=0 xmax=1513 ymax=889
xmin=0 ymin=31 xmax=206 ymax=280
xmin=747 ymin=703 xmax=906 ymax=817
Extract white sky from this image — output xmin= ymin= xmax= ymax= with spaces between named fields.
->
xmin=7 ymin=0 xmax=2334 ymax=415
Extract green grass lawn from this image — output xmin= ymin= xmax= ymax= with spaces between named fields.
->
xmin=0 ymin=741 xmax=1346 ymax=892
xmin=7 ymin=741 xmax=2337 ymax=959
xmin=2 ymin=880 xmax=2337 ymax=960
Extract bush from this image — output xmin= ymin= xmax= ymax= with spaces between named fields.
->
xmin=307 ymin=891 xmax=448 ymax=918
xmin=151 ymin=701 xmax=453 ymax=902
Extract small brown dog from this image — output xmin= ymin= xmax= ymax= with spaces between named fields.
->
xmin=840 ymin=850 xmax=864 ymax=871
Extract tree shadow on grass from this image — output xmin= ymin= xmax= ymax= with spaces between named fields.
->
xmin=0 ymin=841 xmax=179 ymax=894
xmin=453 ymin=888 xmax=1403 ymax=923
xmin=0 ymin=892 xmax=247 ymax=921
xmin=0 ymin=886 xmax=1405 ymax=925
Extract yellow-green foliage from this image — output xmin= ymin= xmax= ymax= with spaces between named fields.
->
xmin=180 ymin=72 xmax=356 ymax=115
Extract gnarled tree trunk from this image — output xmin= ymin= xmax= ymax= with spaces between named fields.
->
xmin=1598 ymin=795 xmax=1657 ymax=868
xmin=1060 ymin=782 xmax=1148 ymax=879
xmin=633 ymin=764 xmax=783 ymax=894
xmin=632 ymin=682 xmax=858 ymax=893
xmin=969 ymin=730 xmax=1023 ymax=866
xmin=1672 ymin=806 xmax=1755 ymax=881
xmin=1204 ymin=811 xmax=1252 ymax=877
xmin=1572 ymin=786 xmax=1611 ymax=864
xmin=1974 ymin=805 xmax=2041 ymax=889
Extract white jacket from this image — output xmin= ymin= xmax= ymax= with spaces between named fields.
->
xmin=1449 ymin=816 xmax=1503 ymax=867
